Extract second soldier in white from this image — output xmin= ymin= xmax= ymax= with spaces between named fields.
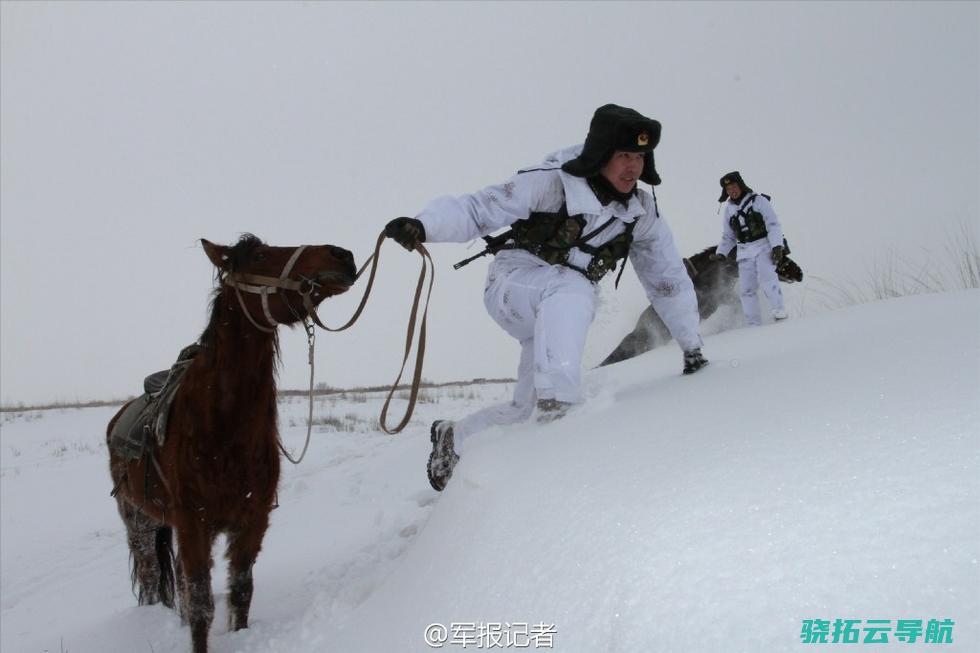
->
xmin=713 ymin=171 xmax=788 ymax=327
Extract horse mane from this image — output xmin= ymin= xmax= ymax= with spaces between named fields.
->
xmin=220 ymin=233 xmax=266 ymax=273
xmin=198 ymin=233 xmax=281 ymax=361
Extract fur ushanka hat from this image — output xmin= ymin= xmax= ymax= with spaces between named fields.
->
xmin=718 ymin=171 xmax=753 ymax=202
xmin=562 ymin=104 xmax=662 ymax=185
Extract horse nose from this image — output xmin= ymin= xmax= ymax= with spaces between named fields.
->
xmin=329 ymin=246 xmax=355 ymax=266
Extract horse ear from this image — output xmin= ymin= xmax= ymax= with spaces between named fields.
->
xmin=201 ymin=239 xmax=229 ymax=270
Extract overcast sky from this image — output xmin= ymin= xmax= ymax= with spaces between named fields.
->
xmin=2 ymin=1 xmax=977 ymax=406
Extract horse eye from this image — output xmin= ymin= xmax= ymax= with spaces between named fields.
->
xmin=253 ymin=251 xmax=268 ymax=263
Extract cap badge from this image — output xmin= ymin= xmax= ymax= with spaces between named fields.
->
xmin=637 ymin=131 xmax=649 ymax=146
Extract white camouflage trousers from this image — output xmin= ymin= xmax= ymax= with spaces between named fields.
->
xmin=454 ymin=262 xmax=596 ymax=449
xmin=737 ymin=247 xmax=786 ymax=326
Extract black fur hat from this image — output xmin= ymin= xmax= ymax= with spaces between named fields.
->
xmin=718 ymin=171 xmax=753 ymax=202
xmin=562 ymin=104 xmax=662 ymax=185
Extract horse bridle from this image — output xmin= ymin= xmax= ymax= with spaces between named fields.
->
xmin=222 ymin=245 xmax=329 ymax=333
xmin=219 ymin=233 xmax=434 ymax=444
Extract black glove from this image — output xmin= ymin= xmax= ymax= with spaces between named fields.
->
xmin=710 ymin=251 xmax=728 ymax=262
xmin=771 ymin=245 xmax=784 ymax=265
xmin=384 ymin=217 xmax=426 ymax=251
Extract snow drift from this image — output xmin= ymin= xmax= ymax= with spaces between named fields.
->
xmin=2 ymin=290 xmax=978 ymax=652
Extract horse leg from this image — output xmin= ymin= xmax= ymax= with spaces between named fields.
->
xmin=225 ymin=519 xmax=270 ymax=631
xmin=116 ymin=499 xmax=175 ymax=608
xmin=175 ymin=522 xmax=216 ymax=653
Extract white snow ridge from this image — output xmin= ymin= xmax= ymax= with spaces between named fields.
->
xmin=2 ymin=290 xmax=978 ymax=652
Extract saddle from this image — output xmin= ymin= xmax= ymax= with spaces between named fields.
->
xmin=108 ymin=344 xmax=201 ymax=460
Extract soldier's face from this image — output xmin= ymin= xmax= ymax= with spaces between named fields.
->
xmin=601 ymin=151 xmax=644 ymax=194
xmin=724 ymin=181 xmax=743 ymax=201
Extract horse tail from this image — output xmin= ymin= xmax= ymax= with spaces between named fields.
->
xmin=156 ymin=525 xmax=176 ymax=609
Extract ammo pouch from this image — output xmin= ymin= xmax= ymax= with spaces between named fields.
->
xmin=731 ymin=208 xmax=768 ymax=244
xmin=510 ymin=206 xmax=634 ymax=283
xmin=511 ymin=210 xmax=586 ymax=266
xmin=577 ymin=228 xmax=634 ymax=282
xmin=729 ymin=193 xmax=774 ymax=244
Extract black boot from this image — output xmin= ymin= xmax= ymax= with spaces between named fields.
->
xmin=536 ymin=398 xmax=572 ymax=423
xmin=427 ymin=420 xmax=459 ymax=491
xmin=683 ymin=348 xmax=709 ymax=375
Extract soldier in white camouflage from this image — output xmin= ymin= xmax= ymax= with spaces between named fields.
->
xmin=712 ymin=171 xmax=788 ymax=326
xmin=385 ymin=104 xmax=706 ymax=491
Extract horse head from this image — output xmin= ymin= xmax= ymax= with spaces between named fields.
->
xmin=688 ymin=245 xmax=803 ymax=284
xmin=202 ymin=234 xmax=357 ymax=331
xmin=685 ymin=246 xmax=739 ymax=318
xmin=776 ymin=256 xmax=803 ymax=283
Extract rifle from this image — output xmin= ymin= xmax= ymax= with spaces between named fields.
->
xmin=452 ymin=229 xmax=514 ymax=270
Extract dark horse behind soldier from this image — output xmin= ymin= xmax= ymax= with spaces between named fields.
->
xmin=600 ymin=245 xmax=803 ymax=366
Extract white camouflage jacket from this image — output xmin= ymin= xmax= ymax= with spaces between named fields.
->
xmin=415 ymin=146 xmax=703 ymax=352
xmin=716 ymin=192 xmax=784 ymax=262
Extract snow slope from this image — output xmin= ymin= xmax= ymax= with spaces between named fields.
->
xmin=2 ymin=290 xmax=978 ymax=652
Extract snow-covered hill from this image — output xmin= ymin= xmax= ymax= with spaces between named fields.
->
xmin=2 ymin=291 xmax=978 ymax=653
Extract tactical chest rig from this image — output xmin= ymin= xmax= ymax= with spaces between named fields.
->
xmin=729 ymin=193 xmax=772 ymax=244
xmin=454 ymin=204 xmax=636 ymax=285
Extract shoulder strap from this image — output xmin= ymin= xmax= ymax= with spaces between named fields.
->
xmin=576 ymin=216 xmax=617 ymax=245
xmin=612 ymin=220 xmax=638 ymax=289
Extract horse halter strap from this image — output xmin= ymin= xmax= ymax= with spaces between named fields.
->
xmin=223 ymin=245 xmax=309 ymax=333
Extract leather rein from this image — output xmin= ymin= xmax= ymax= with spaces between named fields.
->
xmin=221 ymin=232 xmax=434 ymax=463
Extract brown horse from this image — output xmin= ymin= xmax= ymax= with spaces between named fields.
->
xmin=106 ymin=235 xmax=356 ymax=653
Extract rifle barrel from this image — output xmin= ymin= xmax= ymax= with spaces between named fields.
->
xmin=453 ymin=250 xmax=489 ymax=270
